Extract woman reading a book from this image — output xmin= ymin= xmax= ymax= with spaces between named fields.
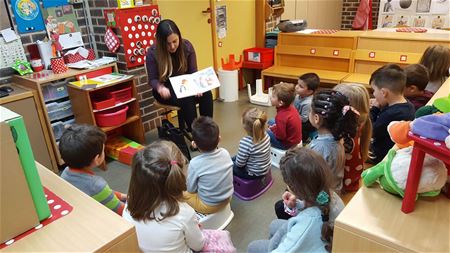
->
xmin=146 ymin=19 xmax=213 ymax=132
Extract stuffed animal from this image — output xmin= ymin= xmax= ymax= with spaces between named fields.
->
xmin=362 ymin=114 xmax=449 ymax=197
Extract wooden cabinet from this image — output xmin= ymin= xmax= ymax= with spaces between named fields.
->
xmin=281 ymin=0 xmax=343 ymax=29
xmin=0 ymin=84 xmax=55 ymax=171
xmin=256 ymin=0 xmax=285 ymax=47
xmin=11 ymin=63 xmax=135 ymax=169
xmin=67 ymin=76 xmax=145 ymax=148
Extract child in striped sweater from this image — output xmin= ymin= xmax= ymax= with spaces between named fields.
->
xmin=59 ymin=124 xmax=126 ymax=215
xmin=233 ymin=107 xmax=272 ymax=179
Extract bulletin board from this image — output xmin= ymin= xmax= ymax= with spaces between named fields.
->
xmin=104 ymin=5 xmax=160 ymax=68
xmin=378 ymin=0 xmax=450 ymax=29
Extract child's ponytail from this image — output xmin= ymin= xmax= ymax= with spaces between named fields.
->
xmin=316 ymin=190 xmax=333 ymax=252
xmin=311 ymin=90 xmax=359 ymax=141
xmin=242 ymin=107 xmax=268 ymax=144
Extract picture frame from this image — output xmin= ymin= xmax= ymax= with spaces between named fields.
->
xmin=117 ymin=0 xmax=134 ymax=9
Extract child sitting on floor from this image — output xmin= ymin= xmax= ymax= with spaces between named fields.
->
xmin=369 ymin=64 xmax=415 ymax=164
xmin=185 ymin=116 xmax=233 ymax=214
xmin=404 ymin=64 xmax=433 ymax=111
xmin=59 ymin=124 xmax=126 ymax=215
xmin=249 ymin=147 xmax=344 ymax=253
xmin=122 ymin=141 xmax=204 ymax=252
xmin=267 ymin=82 xmax=302 ymax=150
xmin=294 ymin=73 xmax=319 ymax=143
xmin=334 ymin=83 xmax=372 ymax=192
xmin=233 ymin=107 xmax=271 ymax=179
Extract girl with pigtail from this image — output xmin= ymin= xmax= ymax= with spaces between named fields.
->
xmin=123 ymin=140 xmax=204 ymax=252
xmin=248 ymin=147 xmax=344 ymax=253
xmin=233 ymin=107 xmax=272 ymax=179
xmin=309 ymin=89 xmax=360 ymax=193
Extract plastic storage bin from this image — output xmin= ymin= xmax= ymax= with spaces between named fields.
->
xmin=95 ymin=105 xmax=128 ymax=127
xmin=243 ymin=47 xmax=274 ymax=69
xmin=110 ymin=86 xmax=132 ymax=104
xmin=46 ymin=100 xmax=73 ymax=121
xmin=51 ymin=118 xmax=75 ymax=140
xmin=42 ymin=81 xmax=68 ymax=101
xmin=92 ymin=97 xmax=116 ymax=110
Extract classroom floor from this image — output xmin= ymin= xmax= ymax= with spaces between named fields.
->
xmin=93 ymin=89 xmax=358 ymax=252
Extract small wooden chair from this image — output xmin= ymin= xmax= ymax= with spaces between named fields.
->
xmin=154 ymin=101 xmax=193 ymax=142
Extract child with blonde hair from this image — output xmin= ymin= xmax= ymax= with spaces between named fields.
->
xmin=419 ymin=45 xmax=450 ymax=93
xmin=333 ymin=83 xmax=372 ymax=192
xmin=123 ymin=140 xmax=204 ymax=253
xmin=233 ymin=107 xmax=271 ymax=179
xmin=249 ymin=147 xmax=344 ymax=253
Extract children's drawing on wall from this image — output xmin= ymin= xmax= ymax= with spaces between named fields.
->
xmin=381 ymin=14 xmax=394 ymax=27
xmin=383 ymin=0 xmax=395 ymax=12
xmin=398 ymin=0 xmax=413 ymax=9
xmin=416 ymin=0 xmax=432 ymax=12
xmin=413 ymin=15 xmax=427 ymax=27
xmin=395 ymin=15 xmax=410 ymax=26
xmin=170 ymin=67 xmax=220 ymax=99
xmin=431 ymin=15 xmax=445 ymax=28
xmin=11 ymin=0 xmax=46 ymax=33
xmin=43 ymin=5 xmax=79 ymax=36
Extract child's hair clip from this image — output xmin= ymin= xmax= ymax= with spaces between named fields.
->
xmin=316 ymin=190 xmax=329 ymax=205
xmin=170 ymin=160 xmax=178 ymax=165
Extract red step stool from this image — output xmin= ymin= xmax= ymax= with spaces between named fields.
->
xmin=402 ymin=132 xmax=450 ymax=213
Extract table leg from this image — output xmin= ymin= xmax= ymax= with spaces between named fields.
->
xmin=401 ymin=146 xmax=425 ymax=213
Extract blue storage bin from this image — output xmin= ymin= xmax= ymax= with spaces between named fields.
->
xmin=43 ymin=80 xmax=68 ymax=102
xmin=51 ymin=118 xmax=75 ymax=140
xmin=47 ymin=100 xmax=73 ymax=121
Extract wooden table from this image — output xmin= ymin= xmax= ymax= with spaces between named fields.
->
xmin=2 ymin=162 xmax=140 ymax=252
xmin=428 ymin=77 xmax=450 ymax=105
xmin=333 ymin=187 xmax=450 ymax=252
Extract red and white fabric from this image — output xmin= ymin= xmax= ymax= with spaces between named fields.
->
xmin=311 ymin=29 xmax=339 ymax=34
xmin=352 ymin=0 xmax=373 ymax=30
xmin=104 ymin=27 xmax=120 ymax=53
xmin=64 ymin=49 xmax=95 ymax=64
xmin=51 ymin=57 xmax=68 ymax=74
xmin=396 ymin=27 xmax=428 ymax=33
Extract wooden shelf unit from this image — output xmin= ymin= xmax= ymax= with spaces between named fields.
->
xmin=67 ymin=76 xmax=145 ymax=147
xmin=11 ymin=63 xmax=128 ymax=168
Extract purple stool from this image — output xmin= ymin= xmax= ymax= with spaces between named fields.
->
xmin=233 ymin=170 xmax=273 ymax=201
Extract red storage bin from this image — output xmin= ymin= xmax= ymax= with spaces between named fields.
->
xmin=95 ymin=105 xmax=128 ymax=127
xmin=110 ymin=86 xmax=132 ymax=104
xmin=92 ymin=97 xmax=116 ymax=110
xmin=243 ymin=48 xmax=274 ymax=69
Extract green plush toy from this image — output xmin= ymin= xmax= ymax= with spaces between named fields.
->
xmin=362 ymin=147 xmax=447 ymax=198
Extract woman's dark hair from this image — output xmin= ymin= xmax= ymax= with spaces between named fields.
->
xmin=311 ymin=89 xmax=359 ymax=141
xmin=127 ymin=141 xmax=187 ymax=222
xmin=155 ymin=19 xmax=187 ymax=82
xmin=280 ymin=147 xmax=334 ymax=252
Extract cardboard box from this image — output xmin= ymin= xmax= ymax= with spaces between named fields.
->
xmin=0 ymin=106 xmax=50 ymax=224
xmin=0 ymin=119 xmax=39 ymax=242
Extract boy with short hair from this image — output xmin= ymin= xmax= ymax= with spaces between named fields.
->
xmin=185 ymin=116 xmax=233 ymax=214
xmin=59 ymin=124 xmax=126 ymax=215
xmin=404 ymin=64 xmax=433 ymax=110
xmin=369 ymin=64 xmax=415 ymax=163
xmin=268 ymin=82 xmax=302 ymax=150
xmin=294 ymin=73 xmax=319 ymax=143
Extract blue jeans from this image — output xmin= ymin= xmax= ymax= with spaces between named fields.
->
xmin=267 ymin=119 xmax=288 ymax=150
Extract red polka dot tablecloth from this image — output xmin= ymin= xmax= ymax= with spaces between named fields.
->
xmin=395 ymin=27 xmax=428 ymax=33
xmin=0 ymin=187 xmax=73 ymax=249
xmin=311 ymin=29 xmax=339 ymax=34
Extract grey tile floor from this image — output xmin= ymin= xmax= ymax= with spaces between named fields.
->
xmin=94 ymin=90 xmax=289 ymax=252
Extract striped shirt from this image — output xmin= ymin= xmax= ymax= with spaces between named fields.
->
xmin=61 ymin=168 xmax=124 ymax=215
xmin=235 ymin=134 xmax=271 ymax=176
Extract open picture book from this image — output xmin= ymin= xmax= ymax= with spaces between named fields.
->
xmin=169 ymin=67 xmax=221 ymax=99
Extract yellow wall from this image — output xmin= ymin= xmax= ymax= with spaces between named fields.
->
xmin=214 ymin=0 xmax=255 ymax=69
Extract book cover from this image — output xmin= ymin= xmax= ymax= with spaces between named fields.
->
xmin=169 ymin=67 xmax=221 ymax=99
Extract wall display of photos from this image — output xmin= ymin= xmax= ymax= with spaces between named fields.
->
xmin=378 ymin=0 xmax=450 ymax=29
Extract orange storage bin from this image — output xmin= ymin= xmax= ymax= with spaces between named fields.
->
xmin=243 ymin=47 xmax=274 ymax=69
